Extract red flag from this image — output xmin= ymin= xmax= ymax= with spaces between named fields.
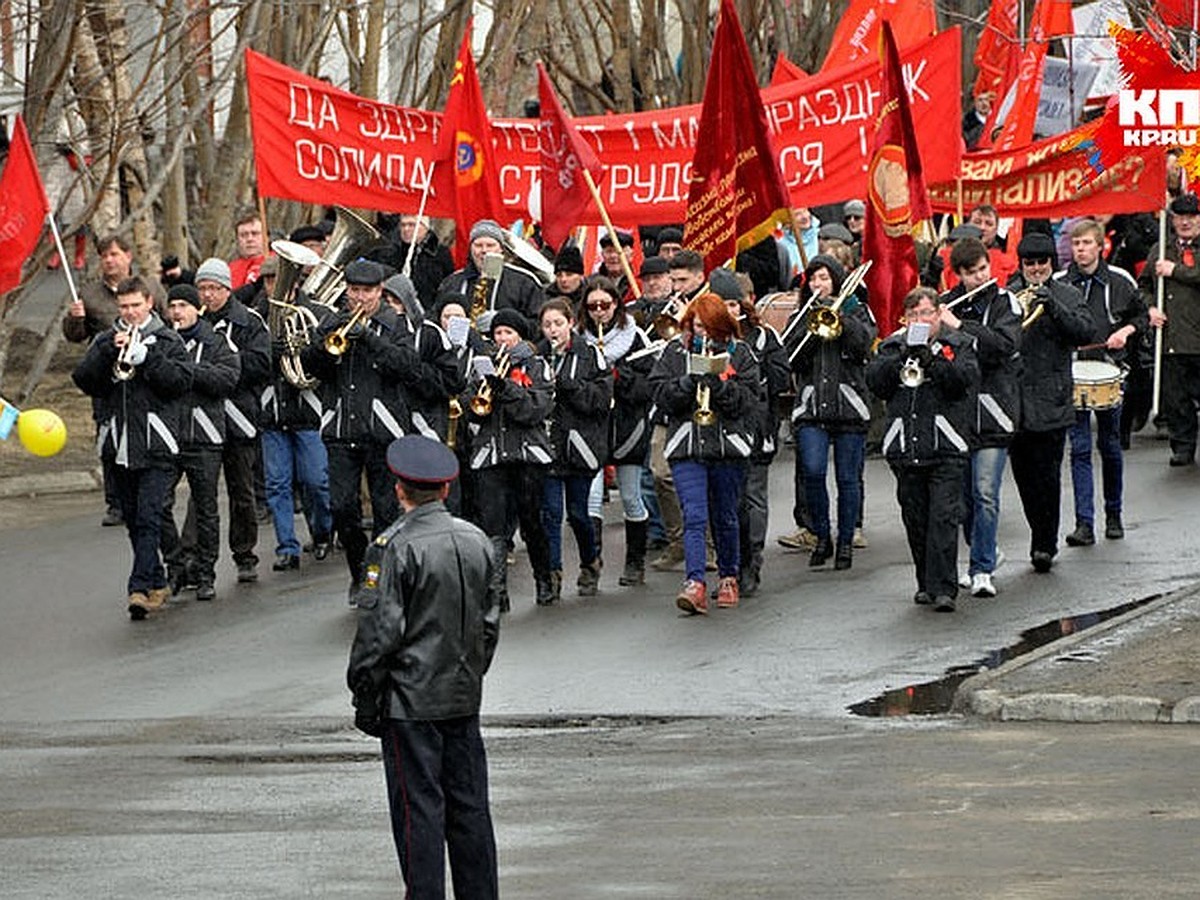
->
xmin=684 ymin=0 xmax=791 ymax=273
xmin=537 ymin=63 xmax=604 ymax=252
xmin=972 ymin=0 xmax=1020 ymax=99
xmin=769 ymin=55 xmax=807 ymax=87
xmin=821 ymin=0 xmax=937 ymax=73
xmin=863 ymin=21 xmax=932 ymax=334
xmin=437 ymin=23 xmax=507 ymax=266
xmin=991 ymin=0 xmax=1074 ymax=153
xmin=0 ymin=117 xmax=51 ymax=295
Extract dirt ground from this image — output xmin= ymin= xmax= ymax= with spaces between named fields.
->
xmin=0 ymin=329 xmax=97 ymax=479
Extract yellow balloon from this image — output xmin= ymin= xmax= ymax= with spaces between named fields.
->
xmin=17 ymin=408 xmax=68 ymax=457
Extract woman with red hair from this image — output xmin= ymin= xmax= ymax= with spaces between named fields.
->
xmin=649 ymin=285 xmax=761 ymax=615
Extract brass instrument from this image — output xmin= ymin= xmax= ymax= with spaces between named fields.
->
xmin=900 ymin=356 xmax=926 ymax=388
xmin=324 ymin=307 xmax=367 ymax=355
xmin=1013 ymin=285 xmax=1048 ymax=330
xmin=300 ymin=207 xmax=381 ymax=308
xmin=499 ymin=230 xmax=555 ymax=285
xmin=652 ymin=295 xmax=688 ymax=340
xmin=113 ymin=321 xmax=143 ymax=381
xmin=625 ymin=339 xmax=668 ymax=362
xmin=691 ymin=338 xmax=719 ymax=427
xmin=446 ymin=397 xmax=463 ymax=450
xmin=268 ymin=240 xmax=324 ymax=389
xmin=469 ymin=346 xmax=513 ymax=416
xmin=470 ymin=252 xmax=505 ymax=326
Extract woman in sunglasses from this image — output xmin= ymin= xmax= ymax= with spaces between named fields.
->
xmin=579 ymin=276 xmax=656 ymax=587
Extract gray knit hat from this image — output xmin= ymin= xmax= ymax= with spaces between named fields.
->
xmin=195 ymin=257 xmax=232 ymax=290
xmin=469 ymin=219 xmax=506 ymax=245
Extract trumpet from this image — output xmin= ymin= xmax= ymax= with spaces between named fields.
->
xmin=900 ymin=356 xmax=926 ymax=388
xmin=652 ymin=295 xmax=688 ymax=340
xmin=469 ymin=346 xmax=513 ymax=417
xmin=691 ymin=338 xmax=718 ymax=426
xmin=1012 ymin=285 xmax=1047 ymax=330
xmin=324 ymin=307 xmax=367 ymax=355
xmin=113 ymin=322 xmax=143 ymax=381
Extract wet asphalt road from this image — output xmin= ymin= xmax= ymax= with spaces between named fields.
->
xmin=3 ymin=436 xmax=1200 ymax=896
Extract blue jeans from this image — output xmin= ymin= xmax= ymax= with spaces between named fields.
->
xmin=961 ymin=446 xmax=1008 ymax=575
xmin=542 ymin=472 xmax=597 ymax=571
xmin=1069 ymin=406 xmax=1123 ymax=525
xmin=587 ymin=464 xmax=649 ymax=522
xmin=671 ymin=459 xmax=745 ymax=582
xmin=262 ymin=429 xmax=332 ymax=557
xmin=797 ymin=426 xmax=864 ymax=547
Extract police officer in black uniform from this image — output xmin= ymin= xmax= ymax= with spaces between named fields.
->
xmin=348 ymin=435 xmax=500 ymax=900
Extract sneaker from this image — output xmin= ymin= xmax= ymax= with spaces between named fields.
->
xmin=127 ymin=592 xmax=150 ymax=620
xmin=196 ymin=583 xmax=216 ymax=602
xmin=933 ymin=594 xmax=957 ymax=613
xmin=958 ymin=571 xmax=972 ymax=589
xmin=312 ymin=541 xmax=331 ymax=561
xmin=236 ymin=560 xmax=258 ymax=583
xmin=1105 ymin=514 xmax=1124 ymax=540
xmin=852 ymin=527 xmax=868 ymax=549
xmin=777 ymin=528 xmax=818 ymax=550
xmin=913 ymin=591 xmax=934 ymax=606
xmin=675 ymin=580 xmax=708 ymax=615
xmin=1065 ymin=523 xmax=1095 ymax=547
xmin=716 ymin=576 xmax=740 ymax=608
xmin=970 ymin=572 xmax=997 ymax=597
xmin=272 ymin=554 xmax=300 ymax=572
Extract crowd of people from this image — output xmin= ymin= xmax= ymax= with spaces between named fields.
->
xmin=63 ymin=186 xmax=1198 ymax=620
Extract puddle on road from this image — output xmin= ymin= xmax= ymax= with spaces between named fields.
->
xmin=848 ymin=594 xmax=1161 ymax=717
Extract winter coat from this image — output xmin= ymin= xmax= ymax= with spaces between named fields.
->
xmin=944 ymin=281 xmax=1022 ymax=448
xmin=539 ymin=333 xmax=613 ymax=475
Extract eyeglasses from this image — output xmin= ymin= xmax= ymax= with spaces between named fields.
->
xmin=586 ymin=301 xmax=614 ymax=311
xmin=846 ymin=214 xmax=864 ymax=221
xmin=1023 ymin=257 xmax=1053 ymax=266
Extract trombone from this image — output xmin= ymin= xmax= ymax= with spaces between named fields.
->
xmin=787 ymin=260 xmax=873 ymax=364
xmin=324 ymin=307 xmax=367 ymax=355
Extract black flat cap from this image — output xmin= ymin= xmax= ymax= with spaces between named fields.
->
xmin=1016 ymin=232 xmax=1056 ymax=260
xmin=640 ymin=256 xmax=669 ymax=276
xmin=1171 ymin=193 xmax=1200 ymax=215
xmin=657 ymin=226 xmax=684 ymax=246
xmin=387 ymin=435 xmax=459 ymax=484
xmin=289 ymin=224 xmax=326 ymax=244
xmin=949 ymin=223 xmax=984 ymax=241
xmin=343 ymin=259 xmax=385 ymax=285
xmin=708 ymin=267 xmax=743 ymax=301
xmin=600 ymin=230 xmax=634 ymax=248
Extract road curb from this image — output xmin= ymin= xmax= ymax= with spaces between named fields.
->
xmin=953 ymin=583 xmax=1200 ymax=724
xmin=0 ymin=468 xmax=101 ymax=499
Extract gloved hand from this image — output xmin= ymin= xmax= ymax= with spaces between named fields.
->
xmin=126 ymin=340 xmax=148 ymax=367
xmin=353 ymin=690 xmax=384 ymax=737
xmin=909 ymin=343 xmax=933 ymax=367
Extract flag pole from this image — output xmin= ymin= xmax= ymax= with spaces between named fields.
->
xmin=582 ymin=169 xmax=642 ymax=298
xmin=1151 ymin=203 xmax=1168 ymax=418
xmin=402 ymin=162 xmax=436 ymax=279
xmin=47 ymin=214 xmax=80 ymax=306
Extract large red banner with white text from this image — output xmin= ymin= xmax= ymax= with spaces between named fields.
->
xmin=246 ymin=32 xmax=962 ymax=225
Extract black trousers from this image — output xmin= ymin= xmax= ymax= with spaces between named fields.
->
xmin=183 ymin=439 xmax=259 ymax=566
xmin=1009 ymin=427 xmax=1067 ymax=557
xmin=113 ymin=462 xmax=174 ymax=594
xmin=161 ymin=446 xmax=222 ymax=585
xmin=327 ymin=441 xmax=399 ymax=582
xmin=471 ymin=463 xmax=551 ymax=577
xmin=892 ymin=458 xmax=964 ymax=599
xmin=1162 ymin=353 xmax=1200 ymax=457
xmin=381 ymin=715 xmax=498 ymax=900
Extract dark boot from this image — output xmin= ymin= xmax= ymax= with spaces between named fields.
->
xmin=535 ymin=570 xmax=556 ymax=606
xmin=490 ymin=536 xmax=511 ymax=613
xmin=550 ymin=569 xmax=563 ymax=603
xmin=834 ymin=543 xmax=853 ymax=570
xmin=1105 ymin=512 xmax=1124 ymax=540
xmin=809 ymin=536 xmax=832 ymax=567
xmin=590 ymin=516 xmax=605 ymax=567
xmin=619 ymin=519 xmax=648 ymax=586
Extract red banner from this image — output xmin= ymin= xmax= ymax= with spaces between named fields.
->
xmin=245 ymin=32 xmax=961 ymax=226
xmin=821 ymin=0 xmax=938 ymax=73
xmin=538 ymin=63 xmax=604 ymax=251
xmin=0 ymin=116 xmax=51 ymax=294
xmin=929 ymin=116 xmax=1166 ymax=218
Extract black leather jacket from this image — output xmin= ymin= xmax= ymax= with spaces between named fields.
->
xmin=347 ymin=502 xmax=501 ymax=721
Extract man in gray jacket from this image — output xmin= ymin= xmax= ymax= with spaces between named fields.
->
xmin=348 ymin=435 xmax=501 ymax=900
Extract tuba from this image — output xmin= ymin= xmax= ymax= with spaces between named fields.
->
xmin=301 ymin=207 xmax=381 ymax=308
xmin=268 ymin=240 xmax=324 ymax=389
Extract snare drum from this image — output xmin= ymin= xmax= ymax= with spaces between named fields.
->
xmin=1072 ymin=360 xmax=1123 ymax=410
xmin=756 ymin=291 xmax=799 ymax=335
